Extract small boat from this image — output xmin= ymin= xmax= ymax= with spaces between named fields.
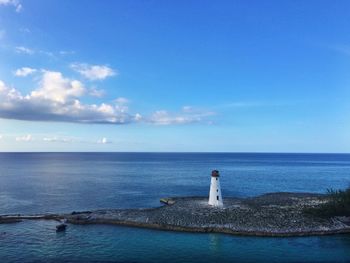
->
xmin=56 ymin=223 xmax=67 ymax=232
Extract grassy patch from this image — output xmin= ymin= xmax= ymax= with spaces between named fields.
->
xmin=304 ymin=187 xmax=350 ymax=218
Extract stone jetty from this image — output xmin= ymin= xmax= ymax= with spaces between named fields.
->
xmin=1 ymin=192 xmax=350 ymax=237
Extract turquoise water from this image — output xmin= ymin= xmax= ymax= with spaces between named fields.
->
xmin=1 ymin=220 xmax=350 ymax=263
xmin=0 ymin=153 xmax=350 ymax=262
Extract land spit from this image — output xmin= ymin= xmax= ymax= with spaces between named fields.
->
xmin=1 ymin=192 xmax=350 ymax=237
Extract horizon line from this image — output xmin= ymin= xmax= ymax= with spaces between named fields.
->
xmin=0 ymin=151 xmax=349 ymax=154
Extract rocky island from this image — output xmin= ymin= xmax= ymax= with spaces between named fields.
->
xmin=1 ymin=192 xmax=350 ymax=237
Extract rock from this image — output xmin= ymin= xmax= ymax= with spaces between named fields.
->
xmin=2 ymin=193 xmax=350 ymax=237
xmin=160 ymin=198 xmax=176 ymax=205
xmin=337 ymin=216 xmax=350 ymax=226
xmin=56 ymin=223 xmax=67 ymax=232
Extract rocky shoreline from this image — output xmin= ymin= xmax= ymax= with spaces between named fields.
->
xmin=1 ymin=192 xmax=350 ymax=237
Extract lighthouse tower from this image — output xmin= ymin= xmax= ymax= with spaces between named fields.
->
xmin=208 ymin=170 xmax=223 ymax=207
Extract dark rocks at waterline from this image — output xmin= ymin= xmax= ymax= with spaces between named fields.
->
xmin=160 ymin=198 xmax=176 ymax=205
xmin=0 ymin=214 xmax=63 ymax=225
xmin=0 ymin=218 xmax=22 ymax=224
xmin=1 ymin=193 xmax=350 ymax=237
xmin=56 ymin=223 xmax=67 ymax=232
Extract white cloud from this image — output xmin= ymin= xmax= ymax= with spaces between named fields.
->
xmin=0 ymin=73 xmax=214 ymax=126
xmin=15 ymin=46 xmax=34 ymax=54
xmin=30 ymin=71 xmax=85 ymax=103
xmin=149 ymin=107 xmax=214 ymax=125
xmin=150 ymin=110 xmax=194 ymax=125
xmin=0 ymin=81 xmax=5 ymax=91
xmin=43 ymin=136 xmax=74 ymax=143
xmin=43 ymin=135 xmax=113 ymax=144
xmin=59 ymin=50 xmax=75 ymax=55
xmin=0 ymin=72 xmax=136 ymax=124
xmin=182 ymin=106 xmax=194 ymax=112
xmin=97 ymin=137 xmax=110 ymax=144
xmin=0 ymin=0 xmax=22 ymax=12
xmin=113 ymin=97 xmax=130 ymax=114
xmin=134 ymin=113 xmax=142 ymax=121
xmin=14 ymin=67 xmax=37 ymax=77
xmin=14 ymin=47 xmax=59 ymax=58
xmin=71 ymin=63 xmax=117 ymax=80
xmin=16 ymin=134 xmax=32 ymax=142
xmin=89 ymin=88 xmax=105 ymax=98
xmin=0 ymin=134 xmax=3 ymax=140
xmin=115 ymin=97 xmax=128 ymax=104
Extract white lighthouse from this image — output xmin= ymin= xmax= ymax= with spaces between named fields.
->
xmin=208 ymin=170 xmax=223 ymax=207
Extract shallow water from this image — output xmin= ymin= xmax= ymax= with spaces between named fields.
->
xmin=1 ymin=220 xmax=350 ymax=263
xmin=0 ymin=153 xmax=350 ymax=262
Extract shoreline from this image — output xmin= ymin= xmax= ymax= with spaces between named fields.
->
xmin=1 ymin=193 xmax=350 ymax=237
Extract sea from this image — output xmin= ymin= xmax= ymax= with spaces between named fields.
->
xmin=0 ymin=152 xmax=349 ymax=263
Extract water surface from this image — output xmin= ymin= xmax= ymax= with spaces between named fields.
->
xmin=0 ymin=153 xmax=349 ymax=262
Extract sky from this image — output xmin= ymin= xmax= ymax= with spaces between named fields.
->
xmin=0 ymin=0 xmax=349 ymax=152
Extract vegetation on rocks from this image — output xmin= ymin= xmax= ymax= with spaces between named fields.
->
xmin=304 ymin=186 xmax=350 ymax=218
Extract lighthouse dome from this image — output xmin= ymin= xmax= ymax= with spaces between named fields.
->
xmin=211 ymin=170 xmax=220 ymax=177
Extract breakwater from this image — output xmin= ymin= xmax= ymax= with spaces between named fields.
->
xmin=1 ymin=193 xmax=350 ymax=237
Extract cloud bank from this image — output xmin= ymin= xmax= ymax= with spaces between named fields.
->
xmin=15 ymin=46 xmax=33 ymax=54
xmin=0 ymin=71 xmax=213 ymax=125
xmin=71 ymin=63 xmax=116 ymax=80
xmin=97 ymin=137 xmax=110 ymax=144
xmin=150 ymin=106 xmax=214 ymax=125
xmin=0 ymin=0 xmax=22 ymax=12
xmin=0 ymin=72 xmax=136 ymax=124
xmin=43 ymin=136 xmax=75 ymax=143
xmin=15 ymin=134 xmax=32 ymax=142
xmin=14 ymin=67 xmax=37 ymax=77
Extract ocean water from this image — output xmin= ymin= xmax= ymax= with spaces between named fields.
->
xmin=0 ymin=153 xmax=350 ymax=262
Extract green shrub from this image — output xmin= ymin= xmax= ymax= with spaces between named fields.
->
xmin=304 ymin=186 xmax=350 ymax=218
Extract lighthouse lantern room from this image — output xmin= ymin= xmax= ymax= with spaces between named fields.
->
xmin=208 ymin=170 xmax=223 ymax=207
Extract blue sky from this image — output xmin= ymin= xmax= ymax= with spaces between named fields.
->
xmin=0 ymin=0 xmax=349 ymax=152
